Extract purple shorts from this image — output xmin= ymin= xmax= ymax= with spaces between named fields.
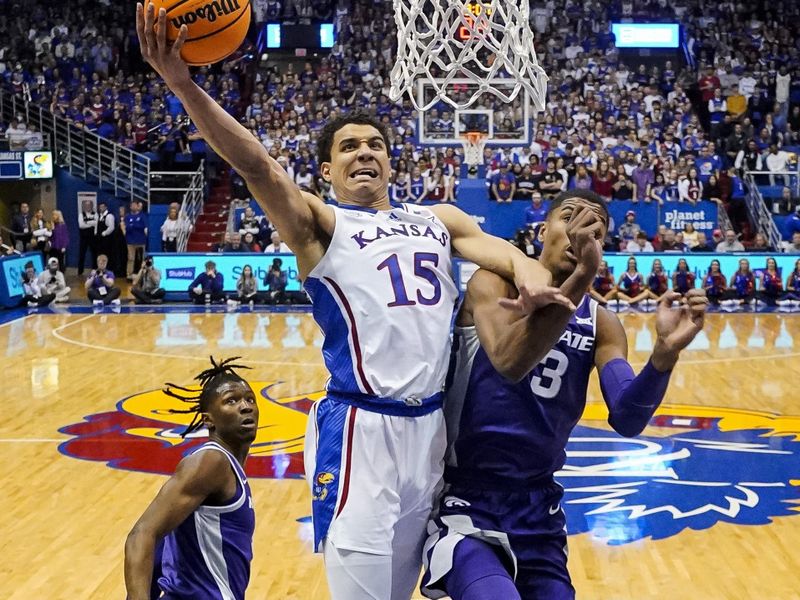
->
xmin=421 ymin=479 xmax=574 ymax=600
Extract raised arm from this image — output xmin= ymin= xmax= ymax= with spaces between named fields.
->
xmin=594 ymin=289 xmax=708 ymax=437
xmin=430 ymin=203 xmax=573 ymax=314
xmin=466 ymin=207 xmax=602 ymax=381
xmin=124 ymin=450 xmax=232 ymax=600
xmin=136 ymin=2 xmax=330 ymax=273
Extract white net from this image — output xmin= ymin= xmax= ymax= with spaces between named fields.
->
xmin=390 ymin=0 xmax=548 ymax=112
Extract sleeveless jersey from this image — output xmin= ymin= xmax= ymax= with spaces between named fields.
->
xmin=410 ymin=176 xmax=425 ymax=199
xmin=674 ymin=271 xmax=695 ymax=294
xmin=648 ymin=272 xmax=668 ymax=294
xmin=159 ymin=442 xmax=254 ymax=600
xmin=305 ymin=204 xmax=459 ymax=411
xmin=593 ymin=274 xmax=614 ymax=294
xmin=704 ymin=272 xmax=726 ymax=296
xmin=391 ymin=180 xmax=409 ymax=202
xmin=789 ymin=271 xmax=800 ymax=292
xmin=444 ymin=296 xmax=598 ymax=484
xmin=621 ymin=272 xmax=642 ymax=295
xmin=733 ymin=272 xmax=755 ymax=296
xmin=762 ymin=271 xmax=783 ymax=293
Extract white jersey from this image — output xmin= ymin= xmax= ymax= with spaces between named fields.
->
xmin=304 ymin=203 xmax=459 ymax=410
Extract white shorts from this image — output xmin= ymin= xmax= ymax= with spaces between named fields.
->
xmin=304 ymin=397 xmax=446 ymax=555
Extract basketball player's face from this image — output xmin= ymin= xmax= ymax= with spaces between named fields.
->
xmin=205 ymin=381 xmax=260 ymax=444
xmin=539 ymin=199 xmax=607 ymax=282
xmin=324 ymin=124 xmax=390 ymax=204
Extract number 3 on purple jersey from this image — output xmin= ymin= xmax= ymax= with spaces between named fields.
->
xmin=377 ymin=252 xmax=442 ymax=308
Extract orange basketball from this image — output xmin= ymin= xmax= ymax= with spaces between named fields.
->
xmin=150 ymin=0 xmax=251 ymax=66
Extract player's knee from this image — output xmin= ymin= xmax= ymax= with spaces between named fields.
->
xmin=444 ymin=537 xmax=519 ymax=600
xmin=453 ymin=573 xmax=520 ymax=600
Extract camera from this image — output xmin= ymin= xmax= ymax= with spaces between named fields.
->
xmin=145 ymin=258 xmax=153 ymax=268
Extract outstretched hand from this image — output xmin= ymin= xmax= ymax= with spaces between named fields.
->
xmin=136 ymin=1 xmax=191 ymax=89
xmin=498 ymin=284 xmax=576 ymax=316
xmin=565 ymin=204 xmax=604 ymax=275
xmin=654 ymin=289 xmax=708 ymax=359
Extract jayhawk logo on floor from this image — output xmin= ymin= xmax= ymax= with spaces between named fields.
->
xmin=59 ymin=381 xmax=323 ymax=480
xmin=60 ymin=392 xmax=800 ymax=543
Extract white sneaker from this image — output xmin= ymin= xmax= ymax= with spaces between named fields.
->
xmin=747 ymin=298 xmax=756 ymax=306
xmin=110 ymin=298 xmax=121 ymax=306
xmin=226 ymin=299 xmax=239 ymax=308
xmin=792 ymin=300 xmax=800 ymax=308
xmin=92 ymin=300 xmax=104 ymax=307
xmin=776 ymin=299 xmax=792 ymax=306
xmin=27 ymin=301 xmax=38 ymax=308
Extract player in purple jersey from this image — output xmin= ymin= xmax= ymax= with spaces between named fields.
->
xmin=421 ymin=190 xmax=709 ymax=600
xmin=125 ymin=358 xmax=258 ymax=600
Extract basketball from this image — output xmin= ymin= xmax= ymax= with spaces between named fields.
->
xmin=150 ymin=0 xmax=251 ymax=66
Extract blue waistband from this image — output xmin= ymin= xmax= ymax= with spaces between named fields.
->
xmin=325 ymin=389 xmax=443 ymax=417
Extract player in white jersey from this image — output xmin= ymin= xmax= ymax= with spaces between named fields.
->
xmin=138 ymin=7 xmax=571 ymax=598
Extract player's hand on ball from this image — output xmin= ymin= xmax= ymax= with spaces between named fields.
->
xmin=655 ymin=289 xmax=708 ymax=356
xmin=498 ymin=284 xmax=576 ymax=315
xmin=136 ymin=1 xmax=190 ymax=89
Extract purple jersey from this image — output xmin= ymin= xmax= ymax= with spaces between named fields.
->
xmin=158 ymin=442 xmax=254 ymax=600
xmin=444 ymin=296 xmax=598 ymax=485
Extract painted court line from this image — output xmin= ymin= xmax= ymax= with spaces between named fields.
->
xmin=50 ymin=314 xmax=325 ymax=368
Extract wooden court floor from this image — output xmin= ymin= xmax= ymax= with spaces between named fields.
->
xmin=2 ymin=307 xmax=800 ymax=599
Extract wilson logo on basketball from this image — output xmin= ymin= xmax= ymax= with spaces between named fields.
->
xmin=170 ymin=0 xmax=242 ymax=27
xmin=58 ymin=394 xmax=800 ymax=543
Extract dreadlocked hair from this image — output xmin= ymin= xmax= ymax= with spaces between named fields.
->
xmin=163 ymin=356 xmax=252 ymax=437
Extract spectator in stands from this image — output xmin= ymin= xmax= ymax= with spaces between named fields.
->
xmin=38 ymin=257 xmax=71 ymax=303
xmin=617 ymin=211 xmax=641 ymax=245
xmin=660 ymin=229 xmax=684 ymax=253
xmin=21 ymin=260 xmax=55 ymax=307
xmin=229 ymin=264 xmax=259 ymax=307
xmin=188 ymin=260 xmax=224 ymax=304
xmin=751 ymin=233 xmax=771 ymax=252
xmin=391 ymin=171 xmax=412 ymax=203
xmin=10 ymin=202 xmax=32 ymax=252
xmin=31 ymin=208 xmax=51 ymax=255
xmin=626 ymin=231 xmax=654 ymax=253
xmin=765 ymin=145 xmax=790 ymax=187
xmin=717 ymin=229 xmax=746 ymax=252
xmin=524 ymin=191 xmax=548 ymax=228
xmin=680 ymin=168 xmax=703 ymax=204
xmin=701 ymin=175 xmax=723 ymax=203
xmin=160 ymin=205 xmax=182 ymax=252
xmin=515 ymin=165 xmax=537 ymax=200
xmin=124 ymin=200 xmax=148 ymax=280
xmin=592 ymin=161 xmax=614 ymax=202
xmin=539 ymin=158 xmax=563 ymax=200
xmin=785 ymin=232 xmax=800 ymax=253
xmin=771 ymin=187 xmax=798 ymax=215
xmin=222 ymin=233 xmax=248 ymax=253
xmin=238 ymin=207 xmax=261 ymax=237
xmin=264 ymin=231 xmax=291 ymax=254
xmin=85 ymin=254 xmax=121 ymax=307
xmin=489 ymin=163 xmax=515 ymax=203
xmin=77 ymin=200 xmax=98 ymax=275
xmin=612 ymin=164 xmax=635 ymax=202
xmin=682 ymin=223 xmax=700 ymax=249
xmin=114 ymin=205 xmax=130 ymax=278
xmin=691 ymin=232 xmax=714 ymax=252
xmin=703 ymin=259 xmax=727 ymax=305
xmin=726 ymin=85 xmax=748 ymax=121
xmin=264 ymin=258 xmax=288 ymax=305
xmin=426 ymin=167 xmax=450 ymax=202
xmin=631 ymin=156 xmax=654 ymax=203
xmin=571 ymin=163 xmax=593 ymax=191
xmin=410 ymin=166 xmax=426 ymax=204
xmin=130 ymin=256 xmax=166 ymax=304
xmin=50 ymin=210 xmax=69 ymax=272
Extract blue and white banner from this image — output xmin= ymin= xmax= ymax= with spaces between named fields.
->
xmin=659 ymin=201 xmax=718 ymax=238
xmin=150 ymin=253 xmax=302 ymax=293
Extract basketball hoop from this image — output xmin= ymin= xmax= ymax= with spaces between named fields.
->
xmin=390 ymin=0 xmax=548 ymax=112
xmin=462 ymin=131 xmax=488 ymax=167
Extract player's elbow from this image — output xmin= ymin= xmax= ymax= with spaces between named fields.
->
xmin=608 ymin=415 xmax=646 ymax=438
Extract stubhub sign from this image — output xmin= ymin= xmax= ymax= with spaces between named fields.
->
xmin=151 ymin=253 xmax=302 ymax=293
xmin=611 ymin=23 xmax=680 ymax=48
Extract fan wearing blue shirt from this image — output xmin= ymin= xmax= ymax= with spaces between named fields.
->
xmin=124 ymin=200 xmax=148 ymax=281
